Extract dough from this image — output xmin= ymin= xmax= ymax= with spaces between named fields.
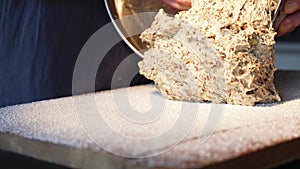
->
xmin=139 ymin=0 xmax=281 ymax=106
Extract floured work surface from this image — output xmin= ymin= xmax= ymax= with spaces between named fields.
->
xmin=0 ymin=71 xmax=300 ymax=169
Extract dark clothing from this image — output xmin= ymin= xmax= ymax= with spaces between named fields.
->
xmin=0 ymin=0 xmax=149 ymax=107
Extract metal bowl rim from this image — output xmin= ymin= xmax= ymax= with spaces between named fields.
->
xmin=104 ymin=0 xmax=144 ymax=57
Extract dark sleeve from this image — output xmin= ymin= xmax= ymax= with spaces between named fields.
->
xmin=0 ymin=0 xmax=150 ymax=107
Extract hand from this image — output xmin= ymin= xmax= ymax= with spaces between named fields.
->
xmin=162 ymin=0 xmax=191 ymax=10
xmin=278 ymin=0 xmax=300 ymax=36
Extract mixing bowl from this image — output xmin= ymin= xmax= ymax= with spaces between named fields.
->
xmin=104 ymin=0 xmax=178 ymax=57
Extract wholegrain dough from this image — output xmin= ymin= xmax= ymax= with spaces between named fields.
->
xmin=139 ymin=0 xmax=281 ymax=106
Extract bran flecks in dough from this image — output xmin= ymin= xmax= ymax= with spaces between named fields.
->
xmin=139 ymin=0 xmax=281 ymax=106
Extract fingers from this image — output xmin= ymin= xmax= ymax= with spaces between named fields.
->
xmin=284 ymin=0 xmax=300 ymax=14
xmin=277 ymin=0 xmax=300 ymax=36
xmin=177 ymin=0 xmax=191 ymax=7
xmin=277 ymin=10 xmax=300 ymax=36
xmin=162 ymin=0 xmax=191 ymax=10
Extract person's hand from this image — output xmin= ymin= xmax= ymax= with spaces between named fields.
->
xmin=162 ymin=0 xmax=191 ymax=10
xmin=162 ymin=0 xmax=299 ymax=36
xmin=278 ymin=0 xmax=300 ymax=36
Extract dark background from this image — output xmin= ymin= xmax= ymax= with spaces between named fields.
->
xmin=0 ymin=0 xmax=299 ymax=168
xmin=0 ymin=0 xmax=149 ymax=108
xmin=279 ymin=27 xmax=300 ymax=42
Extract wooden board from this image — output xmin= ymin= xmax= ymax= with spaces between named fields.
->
xmin=0 ymin=71 xmax=300 ymax=169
